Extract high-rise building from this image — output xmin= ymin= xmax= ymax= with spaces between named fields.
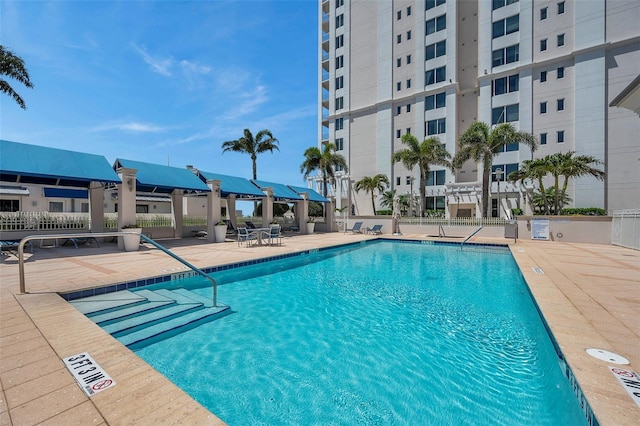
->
xmin=316 ymin=0 xmax=640 ymax=217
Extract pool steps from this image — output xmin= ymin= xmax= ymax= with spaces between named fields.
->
xmin=69 ymin=288 xmax=230 ymax=347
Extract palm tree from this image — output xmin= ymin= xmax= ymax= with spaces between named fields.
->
xmin=508 ymin=158 xmax=552 ymax=215
xmin=392 ymin=134 xmax=451 ymax=217
xmin=300 ymin=142 xmax=348 ymax=197
xmin=453 ymin=122 xmax=537 ymax=217
xmin=547 ymin=151 xmax=606 ymax=215
xmin=1 ymin=45 xmax=34 ymax=109
xmin=354 ymin=174 xmax=389 ymax=215
xmin=380 ymin=190 xmax=396 ymax=211
xmin=221 ymin=128 xmax=279 ymax=180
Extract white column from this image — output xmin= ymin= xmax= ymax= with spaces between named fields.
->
xmin=261 ymin=187 xmax=274 ymax=225
xmin=116 ymin=167 xmax=137 ymax=249
xmin=89 ymin=181 xmax=105 ymax=233
xmin=171 ymin=189 xmax=184 ymax=239
xmin=206 ymin=179 xmax=222 ymax=243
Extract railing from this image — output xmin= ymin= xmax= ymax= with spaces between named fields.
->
xmin=1 ymin=212 xmax=90 ymax=231
xmin=399 ymin=217 xmax=507 ymax=227
xmin=611 ymin=209 xmax=640 ymax=250
xmin=460 ymin=226 xmax=484 ymax=250
xmin=17 ymin=232 xmax=218 ymax=306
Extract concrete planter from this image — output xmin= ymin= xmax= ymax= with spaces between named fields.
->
xmin=121 ymin=228 xmax=142 ymax=251
xmin=214 ymin=225 xmax=227 ymax=243
xmin=306 ymin=222 xmax=315 ymax=234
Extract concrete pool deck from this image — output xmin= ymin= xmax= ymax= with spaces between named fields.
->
xmin=0 ymin=232 xmax=638 ymax=425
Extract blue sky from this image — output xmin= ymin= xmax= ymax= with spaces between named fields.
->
xmin=1 ymin=0 xmax=318 ymax=188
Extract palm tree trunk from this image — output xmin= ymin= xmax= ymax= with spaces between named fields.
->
xmin=482 ymin=166 xmax=491 ymax=218
xmin=538 ymin=179 xmax=550 ymax=215
xmin=419 ymin=174 xmax=426 ymax=217
xmin=371 ymin=193 xmax=376 ymax=215
xmin=553 ymin=175 xmax=560 ymax=215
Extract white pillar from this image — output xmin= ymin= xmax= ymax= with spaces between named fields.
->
xmin=227 ymin=194 xmax=237 ymax=228
xmin=261 ymin=187 xmax=274 ymax=225
xmin=171 ymin=189 xmax=184 ymax=239
xmin=298 ymin=193 xmax=310 ymax=234
xmin=206 ymin=179 xmax=222 ymax=242
xmin=116 ymin=167 xmax=137 ymax=249
xmin=325 ymin=199 xmax=336 ymax=232
xmin=89 ymin=181 xmax=105 ymax=233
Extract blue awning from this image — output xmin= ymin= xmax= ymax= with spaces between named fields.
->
xmin=114 ymin=159 xmax=211 ymax=194
xmin=0 ymin=140 xmax=121 ymax=187
xmin=251 ymin=179 xmax=303 ymax=201
xmin=198 ymin=171 xmax=265 ymax=199
xmin=44 ymin=188 xmax=89 ymax=199
xmin=287 ymin=185 xmax=330 ymax=203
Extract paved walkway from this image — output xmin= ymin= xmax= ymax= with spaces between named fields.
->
xmin=0 ymin=232 xmax=638 ymax=425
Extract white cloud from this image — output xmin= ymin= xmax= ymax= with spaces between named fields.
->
xmin=223 ymin=85 xmax=269 ymax=120
xmin=132 ymin=44 xmax=173 ymax=76
xmin=91 ymin=121 xmax=166 ymax=133
xmin=180 ymin=60 xmax=211 ymax=75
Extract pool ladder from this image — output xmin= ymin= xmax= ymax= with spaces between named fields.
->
xmin=16 ymin=232 xmax=219 ymax=307
xmin=460 ymin=226 xmax=484 ymax=250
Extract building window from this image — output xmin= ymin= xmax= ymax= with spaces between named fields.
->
xmin=427 ymin=170 xmax=446 ymax=186
xmin=406 ymin=127 xmax=411 ymax=134
xmin=426 ymin=14 xmax=446 ymax=35
xmin=540 ymin=39 xmax=547 ymax=51
xmin=397 ymin=34 xmax=402 ymax=43
xmin=397 ymin=106 xmax=402 ymax=115
xmin=335 ymin=117 xmax=344 ymax=130
xmin=558 ymin=1 xmax=565 ymax=14
xmin=541 ymin=70 xmax=547 ymax=82
xmin=406 ymin=176 xmax=412 ymax=185
xmin=425 ymin=92 xmax=446 ymax=110
xmin=540 ymin=7 xmax=548 ymax=20
xmin=336 ymin=0 xmax=344 ymax=8
xmin=396 ymin=176 xmax=401 ymax=185
xmin=397 ymin=10 xmax=402 ymax=20
xmin=557 ymin=66 xmax=565 ymax=78
xmin=397 ymin=82 xmax=402 ymax=91
xmin=491 ymin=163 xmax=519 ymax=181
xmin=427 ymin=118 xmax=446 ymax=135
xmin=406 ymin=104 xmax=411 ymax=113
xmin=335 ymin=137 xmax=344 ymax=150
xmin=557 ymin=98 xmax=565 ymax=111
xmin=492 ymin=14 xmax=519 ymax=39
xmin=396 ymin=129 xmax=401 ymax=138
xmin=407 ymin=30 xmax=412 ymax=40
xmin=335 ymin=75 xmax=344 ymax=89
xmin=49 ymin=201 xmax=64 ymax=212
xmin=336 ymin=97 xmax=343 ymax=110
xmin=492 ymin=74 xmax=519 ymax=96
xmin=397 ymin=57 xmax=402 ymax=67
xmin=492 ymin=44 xmax=519 ymax=67
xmin=407 ymin=6 xmax=412 ymax=15
xmin=406 ymin=79 xmax=411 ymax=89
xmin=492 ymin=0 xmax=519 ymax=10
xmin=557 ymin=33 xmax=565 ymax=47
xmin=492 ymin=104 xmax=519 ymax=124
xmin=426 ymin=40 xmax=446 ymax=60
xmin=0 ymin=199 xmax=20 ymax=212
xmin=425 ymin=66 xmax=446 ymax=85
xmin=336 ymin=35 xmax=344 ymax=49
xmin=557 ymin=130 xmax=565 ymax=143
xmin=540 ymin=133 xmax=547 ymax=145
xmin=540 ymin=101 xmax=547 ymax=114
xmin=426 ymin=0 xmax=446 ymax=11
xmin=335 ymin=55 xmax=344 ymax=69
xmin=336 ymin=14 xmax=344 ymax=28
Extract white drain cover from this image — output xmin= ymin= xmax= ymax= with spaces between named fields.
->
xmin=586 ymin=348 xmax=629 ymax=364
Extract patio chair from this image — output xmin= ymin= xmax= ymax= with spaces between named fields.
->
xmin=237 ymin=227 xmax=257 ymax=247
xmin=345 ymin=221 xmax=363 ymax=234
xmin=245 ymin=221 xmax=257 ymax=230
xmin=366 ymin=224 xmax=383 ymax=235
xmin=263 ymin=224 xmax=282 ymax=246
xmin=225 ymin=220 xmax=237 ymax=236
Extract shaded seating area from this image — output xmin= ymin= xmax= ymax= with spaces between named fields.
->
xmin=366 ymin=225 xmax=383 ymax=235
xmin=262 ymin=225 xmax=282 ymax=246
xmin=237 ymin=227 xmax=257 ymax=247
xmin=245 ymin=221 xmax=257 ymax=230
xmin=345 ymin=221 xmax=363 ymax=234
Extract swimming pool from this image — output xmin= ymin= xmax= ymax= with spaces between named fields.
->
xmin=108 ymin=240 xmax=587 ymax=425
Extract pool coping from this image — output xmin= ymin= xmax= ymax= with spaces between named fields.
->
xmin=1 ymin=234 xmax=638 ymax=425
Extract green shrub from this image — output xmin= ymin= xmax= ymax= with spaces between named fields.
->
xmin=376 ymin=210 xmax=392 ymax=216
xmin=560 ymin=207 xmax=606 ymax=216
xmin=511 ymin=208 xmax=523 ymax=216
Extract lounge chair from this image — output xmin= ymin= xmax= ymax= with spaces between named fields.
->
xmin=366 ymin=224 xmax=383 ymax=235
xmin=62 ymin=237 xmax=100 ymax=248
xmin=345 ymin=221 xmax=363 ymax=234
xmin=237 ymin=227 xmax=257 ymax=247
xmin=1 ymin=240 xmax=32 ymax=256
xmin=245 ymin=221 xmax=257 ymax=230
xmin=262 ymin=224 xmax=282 ymax=246
xmin=225 ymin=220 xmax=237 ymax=235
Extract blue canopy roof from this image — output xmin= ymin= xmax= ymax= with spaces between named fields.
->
xmin=252 ymin=179 xmax=303 ymax=201
xmin=114 ymin=159 xmax=210 ymax=194
xmin=0 ymin=140 xmax=121 ymax=187
xmin=287 ymin=185 xmax=330 ymax=203
xmin=198 ymin=171 xmax=265 ymax=199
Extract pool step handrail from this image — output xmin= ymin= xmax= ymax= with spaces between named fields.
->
xmin=460 ymin=226 xmax=484 ymax=250
xmin=17 ymin=232 xmax=218 ymax=307
xmin=438 ymin=224 xmax=446 ymax=237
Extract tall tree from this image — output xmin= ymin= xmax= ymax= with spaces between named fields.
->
xmin=549 ymin=151 xmax=605 ymax=215
xmin=392 ymin=134 xmax=451 ymax=217
xmin=222 ymin=128 xmax=279 ymax=180
xmin=452 ymin=122 xmax=537 ymax=217
xmin=354 ymin=174 xmax=389 ymax=215
xmin=1 ymin=45 xmax=34 ymax=109
xmin=508 ymin=158 xmax=552 ymax=215
xmin=300 ymin=142 xmax=348 ymax=197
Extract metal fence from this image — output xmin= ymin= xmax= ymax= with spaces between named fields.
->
xmin=611 ymin=209 xmax=640 ymax=250
xmin=398 ymin=217 xmax=507 ymax=227
xmin=0 ymin=212 xmax=90 ymax=231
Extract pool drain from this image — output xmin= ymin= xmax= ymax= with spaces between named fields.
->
xmin=586 ymin=348 xmax=629 ymax=364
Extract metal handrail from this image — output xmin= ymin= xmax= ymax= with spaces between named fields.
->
xmin=460 ymin=226 xmax=484 ymax=250
xmin=438 ymin=224 xmax=446 ymax=237
xmin=17 ymin=232 xmax=218 ymax=307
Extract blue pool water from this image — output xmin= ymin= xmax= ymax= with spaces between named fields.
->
xmin=134 ymin=241 xmax=587 ymax=425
